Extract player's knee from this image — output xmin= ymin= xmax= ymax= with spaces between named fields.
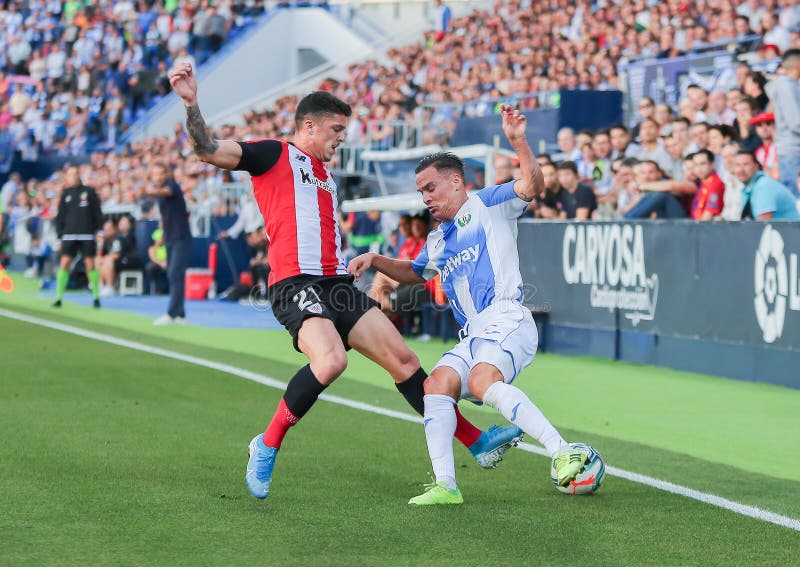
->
xmin=467 ymin=369 xmax=502 ymax=401
xmin=423 ymin=374 xmax=453 ymax=396
xmin=313 ymin=350 xmax=348 ymax=383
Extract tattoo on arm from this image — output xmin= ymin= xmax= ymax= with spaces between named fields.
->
xmin=185 ymin=103 xmax=219 ymax=156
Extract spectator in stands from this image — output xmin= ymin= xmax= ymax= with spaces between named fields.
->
xmin=760 ymin=12 xmax=792 ymax=53
xmin=556 ymin=127 xmax=581 ymax=162
xmin=691 ymin=122 xmax=710 ymax=152
xmin=218 ymin=191 xmax=264 ymax=249
xmin=576 ymin=140 xmax=596 ymax=183
xmin=638 ymin=117 xmax=673 ymax=174
xmin=526 ymin=161 xmax=560 ymax=219
xmin=733 ymin=96 xmax=763 ymax=152
xmin=686 ymin=85 xmax=710 ymax=122
xmin=146 ymin=226 xmax=168 ymax=295
xmin=744 ymin=71 xmax=770 ymax=111
xmin=1 ymin=172 xmax=21 ymax=210
xmin=707 ymin=90 xmax=737 ymax=125
xmin=687 ymin=149 xmax=726 ymax=220
xmin=590 ymin=129 xmax=614 ymax=195
xmin=735 ymin=150 xmax=800 ymax=220
xmin=765 ymin=48 xmax=800 ymax=195
xmin=145 ymin=162 xmax=191 ymax=326
xmin=660 ymin=127 xmax=685 ymax=181
xmin=556 ymin=160 xmax=596 ymax=220
xmin=97 ymin=219 xmax=119 ymax=296
xmin=653 ymin=103 xmax=673 ymax=129
xmin=671 ymin=117 xmax=695 ymax=156
xmin=609 ymin=124 xmax=640 ymax=160
xmin=632 ymin=97 xmax=655 ymax=139
xmin=707 ymin=124 xmax=734 ymax=163
xmin=341 ymin=209 xmax=385 ymax=257
xmin=613 ymin=158 xmax=640 ymax=218
xmin=493 ymin=154 xmax=516 ymax=184
xmin=247 ymin=225 xmax=270 ymax=301
xmin=751 ymin=112 xmax=780 ymax=180
xmin=719 ymin=142 xmax=744 ymax=221
xmin=369 ymin=214 xmax=428 ymax=312
xmin=624 ymin=158 xmax=696 ymax=220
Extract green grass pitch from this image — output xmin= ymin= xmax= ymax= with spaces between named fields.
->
xmin=2 ymin=285 xmax=800 ymax=565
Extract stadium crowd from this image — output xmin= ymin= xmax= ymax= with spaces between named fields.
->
xmin=0 ymin=0 xmax=264 ymax=157
xmin=2 ymin=0 xmax=800 ymax=302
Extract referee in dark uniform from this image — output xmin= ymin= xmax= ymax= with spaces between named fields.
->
xmin=54 ymin=166 xmax=104 ymax=308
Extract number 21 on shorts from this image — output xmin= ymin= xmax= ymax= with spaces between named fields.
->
xmin=293 ymin=286 xmax=323 ymax=314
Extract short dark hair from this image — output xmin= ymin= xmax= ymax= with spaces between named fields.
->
xmin=736 ymin=150 xmax=761 ymax=167
xmin=610 ymin=123 xmax=629 ymax=134
xmin=620 ymin=157 xmax=640 ymax=168
xmin=708 ymin=124 xmax=733 ymax=139
xmin=594 ymin=129 xmax=610 ymax=139
xmin=537 ymin=152 xmax=553 ymax=164
xmin=692 ymin=149 xmax=715 ymax=164
xmin=415 ymin=151 xmax=465 ymax=178
xmin=783 ymin=49 xmax=800 ymax=65
xmin=672 ymin=117 xmax=691 ymax=127
xmin=735 ymin=96 xmax=758 ymax=111
xmin=687 ymin=84 xmax=707 ymax=95
xmin=556 ymin=160 xmax=578 ymax=174
xmin=692 ymin=121 xmax=709 ymax=131
xmin=295 ymin=91 xmax=352 ymax=127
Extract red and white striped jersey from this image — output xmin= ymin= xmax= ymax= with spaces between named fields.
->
xmin=235 ymin=139 xmax=347 ymax=285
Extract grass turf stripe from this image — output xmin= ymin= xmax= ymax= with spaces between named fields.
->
xmin=2 ymin=306 xmax=799 ymax=533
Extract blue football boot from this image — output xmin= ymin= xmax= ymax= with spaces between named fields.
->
xmin=468 ymin=425 xmax=524 ymax=468
xmin=246 ymin=435 xmax=278 ymax=499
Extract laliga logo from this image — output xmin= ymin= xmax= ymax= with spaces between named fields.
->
xmin=753 ymin=225 xmax=800 ymax=343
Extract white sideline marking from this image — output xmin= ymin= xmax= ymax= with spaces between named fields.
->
xmin=3 ymin=307 xmax=799 ymax=533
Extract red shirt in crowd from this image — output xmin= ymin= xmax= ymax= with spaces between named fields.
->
xmin=690 ymin=171 xmax=725 ymax=219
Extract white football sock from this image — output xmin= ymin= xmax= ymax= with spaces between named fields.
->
xmin=423 ymin=394 xmax=458 ymax=490
xmin=483 ymin=382 xmax=569 ymax=458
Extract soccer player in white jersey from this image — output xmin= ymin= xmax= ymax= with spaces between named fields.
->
xmin=348 ymin=106 xmax=589 ymax=505
xmin=168 ymin=62 xmax=524 ymax=500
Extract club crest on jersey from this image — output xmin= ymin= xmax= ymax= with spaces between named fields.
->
xmin=307 ymin=303 xmax=323 ymax=314
xmin=299 ymin=167 xmax=334 ymax=195
xmin=456 ymin=211 xmax=472 ymax=228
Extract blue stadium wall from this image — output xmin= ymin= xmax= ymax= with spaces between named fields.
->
xmin=518 ymin=220 xmax=800 ymax=389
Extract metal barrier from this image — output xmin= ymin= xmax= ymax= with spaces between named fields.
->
xmin=333 ymin=144 xmax=370 ymax=175
xmin=365 ymin=119 xmax=423 ymax=151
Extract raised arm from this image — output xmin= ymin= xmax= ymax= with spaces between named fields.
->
xmin=500 ymin=104 xmax=544 ymax=202
xmin=639 ymin=180 xmax=696 ymax=195
xmin=347 ymin=252 xmax=424 ymax=285
xmin=169 ymin=62 xmax=242 ymax=170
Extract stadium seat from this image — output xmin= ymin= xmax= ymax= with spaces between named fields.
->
xmin=119 ymin=271 xmax=144 ymax=296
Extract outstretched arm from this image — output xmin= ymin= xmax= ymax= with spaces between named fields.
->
xmin=169 ymin=62 xmax=242 ymax=170
xmin=500 ymin=104 xmax=543 ymax=202
xmin=348 ymin=253 xmax=424 ymax=284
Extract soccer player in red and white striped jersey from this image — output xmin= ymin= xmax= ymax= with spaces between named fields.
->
xmin=169 ymin=62 xmax=524 ymax=500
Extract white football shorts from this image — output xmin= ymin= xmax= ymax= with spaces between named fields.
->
xmin=433 ymin=302 xmax=538 ymax=404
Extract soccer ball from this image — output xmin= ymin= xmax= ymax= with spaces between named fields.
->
xmin=550 ymin=443 xmax=605 ymax=495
